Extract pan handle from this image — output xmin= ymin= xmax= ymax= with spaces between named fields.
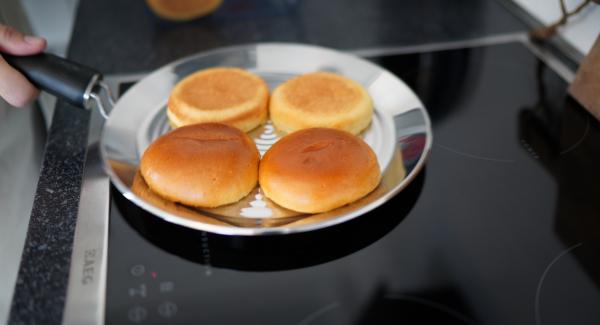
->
xmin=4 ymin=52 xmax=103 ymax=110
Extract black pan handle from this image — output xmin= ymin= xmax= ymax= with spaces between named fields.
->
xmin=3 ymin=52 xmax=102 ymax=109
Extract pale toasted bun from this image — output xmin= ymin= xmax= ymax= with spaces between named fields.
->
xmin=269 ymin=71 xmax=373 ymax=135
xmin=259 ymin=128 xmax=381 ymax=213
xmin=140 ymin=123 xmax=259 ymax=208
xmin=145 ymin=0 xmax=223 ymax=21
xmin=167 ymin=67 xmax=269 ymax=132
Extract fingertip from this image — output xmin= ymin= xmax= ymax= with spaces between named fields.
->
xmin=0 ymin=25 xmax=47 ymax=55
xmin=24 ymin=35 xmax=46 ymax=48
xmin=0 ymin=56 xmax=40 ymax=107
xmin=23 ymin=35 xmax=47 ymax=54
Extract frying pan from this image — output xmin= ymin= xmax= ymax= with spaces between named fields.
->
xmin=5 ymin=43 xmax=432 ymax=236
xmin=114 ymin=170 xmax=425 ymax=271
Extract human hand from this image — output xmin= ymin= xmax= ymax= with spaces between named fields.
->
xmin=0 ymin=24 xmax=47 ymax=107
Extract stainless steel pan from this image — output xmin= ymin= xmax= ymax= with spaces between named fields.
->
xmin=6 ymin=43 xmax=433 ymax=236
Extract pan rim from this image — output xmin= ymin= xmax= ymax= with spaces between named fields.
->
xmin=99 ymin=42 xmax=433 ymax=236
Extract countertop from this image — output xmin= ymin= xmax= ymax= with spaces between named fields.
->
xmin=8 ymin=0 xmax=528 ymax=323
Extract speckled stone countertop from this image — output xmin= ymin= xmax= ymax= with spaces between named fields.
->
xmin=8 ymin=0 xmax=527 ymax=323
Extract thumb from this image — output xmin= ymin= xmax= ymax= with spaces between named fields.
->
xmin=0 ymin=24 xmax=46 ymax=55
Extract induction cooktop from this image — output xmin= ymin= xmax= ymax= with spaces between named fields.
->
xmin=66 ymin=40 xmax=600 ymax=325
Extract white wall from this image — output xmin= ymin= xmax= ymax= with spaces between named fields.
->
xmin=20 ymin=0 xmax=78 ymax=56
xmin=513 ymin=0 xmax=600 ymax=55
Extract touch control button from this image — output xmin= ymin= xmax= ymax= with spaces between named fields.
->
xmin=129 ymin=284 xmax=147 ymax=298
xmin=127 ymin=306 xmax=147 ymax=323
xmin=130 ymin=265 xmax=146 ymax=277
xmin=158 ymin=302 xmax=178 ymax=318
xmin=160 ymin=281 xmax=175 ymax=293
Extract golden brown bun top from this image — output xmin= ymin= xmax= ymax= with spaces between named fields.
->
xmin=144 ymin=122 xmax=256 ymax=161
xmin=140 ymin=123 xmax=259 ymax=207
xmin=262 ymin=128 xmax=378 ymax=183
xmin=278 ymin=72 xmax=364 ymax=115
xmin=169 ymin=67 xmax=266 ymax=111
xmin=145 ymin=0 xmax=222 ymax=21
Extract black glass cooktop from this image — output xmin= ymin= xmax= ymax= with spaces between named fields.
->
xmin=106 ymin=42 xmax=600 ymax=325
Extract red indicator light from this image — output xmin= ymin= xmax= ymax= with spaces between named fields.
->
xmin=151 ymin=272 xmax=157 ymax=279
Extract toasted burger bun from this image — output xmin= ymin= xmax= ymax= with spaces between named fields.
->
xmin=167 ymin=67 xmax=269 ymax=132
xmin=269 ymin=72 xmax=373 ymax=135
xmin=131 ymin=171 xmax=230 ymax=226
xmin=140 ymin=123 xmax=259 ymax=208
xmin=145 ymin=0 xmax=223 ymax=21
xmin=259 ymin=128 xmax=381 ymax=213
